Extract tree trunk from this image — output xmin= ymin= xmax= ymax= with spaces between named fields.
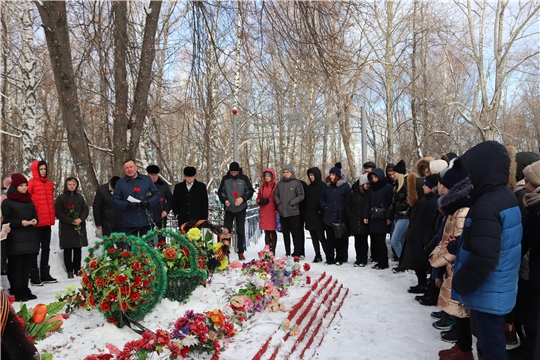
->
xmin=35 ymin=1 xmax=98 ymax=204
xmin=111 ymin=0 xmax=129 ymax=176
xmin=128 ymin=1 xmax=162 ymax=158
xmin=20 ymin=1 xmax=37 ymax=175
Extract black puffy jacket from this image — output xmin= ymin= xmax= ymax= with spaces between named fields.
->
xmin=1 ymin=187 xmax=39 ymax=257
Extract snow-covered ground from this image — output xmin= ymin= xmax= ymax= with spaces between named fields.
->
xmin=3 ymin=223 xmax=478 ymax=360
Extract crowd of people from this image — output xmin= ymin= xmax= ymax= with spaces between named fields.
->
xmin=0 ymin=141 xmax=539 ymax=359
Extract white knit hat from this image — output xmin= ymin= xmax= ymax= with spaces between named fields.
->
xmin=429 ymin=159 xmax=448 ymax=175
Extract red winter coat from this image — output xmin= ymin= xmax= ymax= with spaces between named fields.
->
xmin=256 ymin=168 xmax=277 ymax=231
xmin=28 ymin=160 xmax=56 ymax=227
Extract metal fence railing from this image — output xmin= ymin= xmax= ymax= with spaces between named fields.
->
xmin=165 ymin=204 xmax=261 ymax=252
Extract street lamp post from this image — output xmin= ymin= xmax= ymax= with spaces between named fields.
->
xmin=232 ymin=108 xmax=238 ymax=162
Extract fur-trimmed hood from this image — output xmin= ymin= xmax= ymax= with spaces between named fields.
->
xmin=325 ymin=170 xmax=348 ymax=188
xmin=438 ymin=178 xmax=473 ymax=215
xmin=415 ymin=156 xmax=435 ymax=176
xmin=407 ymin=173 xmax=425 ymax=207
xmin=506 ymin=145 xmax=517 ymax=190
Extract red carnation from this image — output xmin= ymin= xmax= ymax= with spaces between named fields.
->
xmin=133 ymin=276 xmax=142 ymax=287
xmin=157 ymin=241 xmax=166 ymax=247
xmin=160 ymin=197 xmax=164 ymax=202
xmin=120 ymin=251 xmax=131 ymax=257
xmin=108 ymin=248 xmax=117 ymax=253
xmin=233 ymin=191 xmax=239 ymax=199
xmin=66 ymin=203 xmax=75 ymax=209
xmin=100 ymin=301 xmax=111 ymax=311
xmin=88 ymin=295 xmax=95 ymax=307
xmin=133 ymin=187 xmax=141 ymax=193
xmin=303 ymin=263 xmax=311 ymax=271
xmin=107 ymin=292 xmax=117 ymax=302
xmin=306 ymin=276 xmax=311 ymax=284
xmin=95 ymin=277 xmax=105 ymax=288
xmin=155 ymin=329 xmax=170 ymax=346
xmin=293 ymin=256 xmax=300 ymax=263
xmin=121 ymin=285 xmax=130 ymax=295
xmin=121 ymin=302 xmax=128 ymax=311
xmin=89 ymin=260 xmax=97 ymax=268
xmin=114 ymin=274 xmax=127 ymax=284
xmin=130 ymin=292 xmax=141 ymax=301
xmin=132 ymin=262 xmax=142 ymax=271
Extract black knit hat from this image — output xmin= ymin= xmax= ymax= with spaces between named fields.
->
xmin=393 ymin=160 xmax=407 ymax=175
xmin=386 ymin=163 xmax=395 ymax=170
xmin=146 ymin=165 xmax=160 ymax=174
xmin=229 ymin=162 xmax=240 ymax=171
xmin=441 ymin=166 xmax=468 ymax=189
xmin=184 ymin=166 xmax=196 ymax=177
xmin=424 ymin=174 xmax=440 ymax=189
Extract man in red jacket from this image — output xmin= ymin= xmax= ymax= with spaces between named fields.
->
xmin=28 ymin=160 xmax=57 ymax=285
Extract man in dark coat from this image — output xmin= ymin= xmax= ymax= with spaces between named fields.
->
xmin=172 ymin=166 xmax=209 ymax=227
xmin=218 ymin=162 xmax=254 ymax=260
xmin=111 ymin=159 xmax=161 ymax=237
xmin=93 ymin=176 xmax=123 ymax=237
xmin=146 ymin=165 xmax=173 ymax=230
xmin=305 ymin=167 xmax=326 ymax=263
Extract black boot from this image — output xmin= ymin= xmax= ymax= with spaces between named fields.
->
xmin=30 ymin=268 xmax=43 ymax=286
xmin=40 ymin=266 xmax=57 ymax=284
xmin=14 ymin=288 xmax=29 ymax=302
xmin=24 ymin=288 xmax=37 ymax=300
xmin=67 ymin=271 xmax=74 ymax=279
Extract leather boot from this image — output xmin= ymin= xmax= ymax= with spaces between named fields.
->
xmin=14 ymin=288 xmax=29 ymax=302
xmin=30 ymin=268 xmax=43 ymax=286
xmin=24 ymin=287 xmax=37 ymax=300
xmin=40 ymin=265 xmax=57 ymax=284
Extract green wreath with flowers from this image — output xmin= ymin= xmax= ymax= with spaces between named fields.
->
xmin=81 ymin=233 xmax=167 ymax=327
xmin=143 ymin=229 xmax=208 ymax=303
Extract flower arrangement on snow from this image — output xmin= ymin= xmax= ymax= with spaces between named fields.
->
xmin=143 ymin=228 xmax=209 ymax=303
xmin=225 ymin=246 xmax=310 ymax=324
xmin=80 ymin=233 xmax=167 ymax=327
xmin=55 ymin=285 xmax=90 ymax=314
xmin=82 ymin=246 xmax=310 ymax=359
xmin=179 ymin=220 xmax=232 ymax=274
xmin=83 ymin=309 xmax=236 ymax=360
xmin=16 ymin=301 xmax=66 ymax=343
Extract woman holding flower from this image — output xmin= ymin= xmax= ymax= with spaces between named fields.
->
xmin=54 ymin=177 xmax=89 ymax=278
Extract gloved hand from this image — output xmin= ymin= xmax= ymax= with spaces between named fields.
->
xmin=140 ymin=200 xmax=150 ymax=209
xmin=127 ymin=202 xmax=139 ymax=210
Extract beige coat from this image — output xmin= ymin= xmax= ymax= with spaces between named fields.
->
xmin=429 ymin=207 xmax=470 ymax=318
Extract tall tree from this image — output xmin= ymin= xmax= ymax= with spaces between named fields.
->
xmin=35 ymin=1 xmax=98 ymax=203
xmin=452 ymin=0 xmax=540 ymax=141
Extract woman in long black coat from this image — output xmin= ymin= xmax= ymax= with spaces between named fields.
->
xmin=345 ymin=174 xmax=370 ymax=266
xmin=304 ymin=167 xmax=326 ymax=263
xmin=55 ymin=177 xmax=89 ymax=278
xmin=1 ymin=174 xmax=39 ymax=302
xmin=319 ymin=166 xmax=351 ymax=265
xmin=363 ymin=168 xmax=394 ymax=269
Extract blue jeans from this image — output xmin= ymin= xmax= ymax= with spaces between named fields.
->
xmin=390 ymin=218 xmax=409 ymax=258
xmin=472 ymin=310 xmax=507 ymax=360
